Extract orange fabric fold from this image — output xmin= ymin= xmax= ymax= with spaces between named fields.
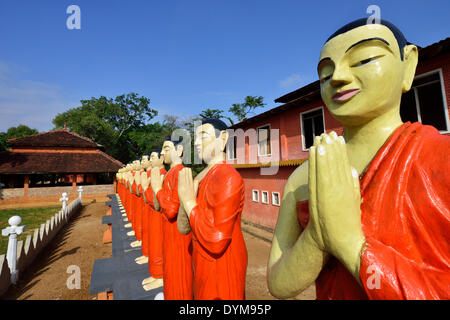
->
xmin=189 ymin=163 xmax=247 ymax=300
xmin=301 ymin=122 xmax=450 ymax=300
xmin=157 ymin=164 xmax=193 ymax=300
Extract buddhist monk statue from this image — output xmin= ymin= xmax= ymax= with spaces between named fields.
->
xmin=178 ymin=118 xmax=248 ymax=300
xmin=141 ymin=150 xmax=167 ymax=291
xmin=129 ymin=160 xmax=143 ymax=248
xmin=135 ymin=155 xmax=151 ymax=265
xmin=150 ymin=139 xmax=193 ymax=299
xmin=268 ymin=18 xmax=450 ymax=300
xmin=133 ymin=157 xmax=147 ymax=244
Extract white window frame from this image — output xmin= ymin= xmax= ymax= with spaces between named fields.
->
xmin=252 ymin=189 xmax=259 ymax=202
xmin=261 ymin=190 xmax=269 ymax=204
xmin=227 ymin=135 xmax=237 ymax=160
xmin=300 ymin=106 xmax=326 ymax=151
xmin=271 ymin=192 xmax=280 ymax=206
xmin=409 ymin=68 xmax=450 ymax=134
xmin=256 ymin=124 xmax=272 ymax=156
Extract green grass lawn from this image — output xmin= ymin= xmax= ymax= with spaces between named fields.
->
xmin=0 ymin=206 xmax=61 ymax=256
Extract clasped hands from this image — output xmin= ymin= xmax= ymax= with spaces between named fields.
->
xmin=305 ymin=131 xmax=365 ymax=277
xmin=150 ymin=168 xmax=164 ymax=194
xmin=140 ymin=171 xmax=150 ymax=191
xmin=178 ymin=168 xmax=199 ymax=217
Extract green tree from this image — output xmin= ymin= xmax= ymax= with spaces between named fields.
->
xmin=6 ymin=125 xmax=39 ymax=139
xmin=229 ymin=95 xmax=265 ymax=122
xmin=0 ymin=125 xmax=39 ymax=151
xmin=199 ymin=108 xmax=234 ymax=125
xmin=52 ymin=93 xmax=158 ymax=163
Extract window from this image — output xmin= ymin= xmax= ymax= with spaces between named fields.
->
xmin=272 ymin=192 xmax=280 ymax=206
xmin=301 ymin=108 xmax=325 ymax=150
xmin=257 ymin=125 xmax=271 ymax=156
xmin=227 ymin=136 xmax=237 ymax=160
xmin=261 ymin=191 xmax=269 ymax=204
xmin=400 ymin=70 xmax=449 ymax=132
xmin=252 ymin=190 xmax=259 ymax=202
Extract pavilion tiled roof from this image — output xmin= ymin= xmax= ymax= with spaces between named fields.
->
xmin=0 ymin=151 xmax=123 ymax=174
xmin=7 ymin=129 xmax=103 ymax=149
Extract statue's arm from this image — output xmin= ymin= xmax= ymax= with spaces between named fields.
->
xmin=177 ymin=205 xmax=191 ymax=235
xmin=153 ymin=192 xmax=161 ymax=211
xmin=267 ymin=162 xmax=329 ymax=299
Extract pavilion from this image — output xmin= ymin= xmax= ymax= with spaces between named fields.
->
xmin=0 ymin=129 xmax=123 ymax=205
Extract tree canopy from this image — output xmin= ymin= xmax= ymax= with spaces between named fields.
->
xmin=52 ymin=93 xmax=160 ymax=163
xmin=0 ymin=125 xmax=39 ymax=151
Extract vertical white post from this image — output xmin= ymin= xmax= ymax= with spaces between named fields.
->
xmin=77 ymin=186 xmax=83 ymax=202
xmin=59 ymin=192 xmax=69 ymax=220
xmin=1 ymin=216 xmax=25 ymax=285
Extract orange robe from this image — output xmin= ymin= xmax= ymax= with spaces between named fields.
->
xmin=141 ymin=171 xmax=151 ymax=257
xmin=135 ymin=170 xmax=145 ymax=241
xmin=144 ymin=167 xmax=167 ymax=278
xmin=189 ymin=162 xmax=247 ymax=300
xmin=131 ymin=176 xmax=139 ymax=235
xmin=156 ymin=164 xmax=193 ymax=300
xmin=299 ymin=122 xmax=450 ymax=300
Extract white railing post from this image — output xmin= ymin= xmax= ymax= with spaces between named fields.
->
xmin=59 ymin=192 xmax=69 ymax=220
xmin=1 ymin=216 xmax=25 ymax=285
xmin=77 ymin=186 xmax=83 ymax=202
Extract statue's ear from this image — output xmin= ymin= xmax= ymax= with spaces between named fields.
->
xmin=220 ymin=130 xmax=229 ymax=151
xmin=402 ymin=44 xmax=418 ymax=93
xmin=176 ymin=144 xmax=183 ymax=157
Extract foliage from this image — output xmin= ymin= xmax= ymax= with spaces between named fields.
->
xmin=229 ymin=95 xmax=265 ymax=122
xmin=52 ymin=93 xmax=158 ymax=163
xmin=0 ymin=125 xmax=39 ymax=151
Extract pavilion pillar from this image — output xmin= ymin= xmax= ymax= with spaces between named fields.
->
xmin=113 ymin=175 xmax=117 ymax=193
xmin=24 ymin=175 xmax=29 ymax=199
xmin=72 ymin=178 xmax=77 ymax=196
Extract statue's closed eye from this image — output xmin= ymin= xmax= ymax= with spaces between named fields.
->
xmin=351 ymin=55 xmax=384 ymax=67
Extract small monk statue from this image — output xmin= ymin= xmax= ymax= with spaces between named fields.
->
xmin=150 ymin=139 xmax=193 ymax=300
xmin=135 ymin=155 xmax=151 ymax=264
xmin=268 ymin=18 xmax=450 ymax=300
xmin=141 ymin=150 xmax=167 ymax=291
xmin=178 ymin=119 xmax=248 ymax=300
xmin=130 ymin=160 xmax=143 ymax=247
xmin=133 ymin=157 xmax=147 ymax=243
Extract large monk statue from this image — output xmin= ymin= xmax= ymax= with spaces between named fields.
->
xmin=150 ymin=139 xmax=193 ymax=300
xmin=268 ymin=18 xmax=450 ymax=300
xmin=178 ymin=119 xmax=247 ymax=300
xmin=140 ymin=150 xmax=167 ymax=291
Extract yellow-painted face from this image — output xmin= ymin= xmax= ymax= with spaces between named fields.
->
xmin=132 ymin=160 xmax=141 ymax=171
xmin=161 ymin=141 xmax=179 ymax=165
xmin=149 ymin=151 xmax=164 ymax=167
xmin=141 ymin=155 xmax=150 ymax=169
xmin=318 ymin=24 xmax=417 ymax=126
xmin=194 ymin=123 xmax=227 ymax=164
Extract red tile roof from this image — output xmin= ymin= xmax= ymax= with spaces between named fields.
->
xmin=0 ymin=151 xmax=123 ymax=174
xmin=7 ymin=129 xmax=102 ymax=149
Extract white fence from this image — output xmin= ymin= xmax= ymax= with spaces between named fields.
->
xmin=0 ymin=191 xmax=83 ymax=296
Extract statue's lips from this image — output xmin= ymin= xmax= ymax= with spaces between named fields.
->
xmin=332 ymin=89 xmax=360 ymax=101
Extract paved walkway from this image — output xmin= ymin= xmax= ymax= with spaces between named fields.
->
xmin=2 ymin=201 xmax=315 ymax=300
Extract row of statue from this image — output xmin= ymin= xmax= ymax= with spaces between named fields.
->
xmin=115 ymin=19 xmax=449 ymax=300
xmin=116 ymin=118 xmax=247 ymax=300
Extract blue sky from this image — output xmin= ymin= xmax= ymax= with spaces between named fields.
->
xmin=0 ymin=0 xmax=449 ymax=131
